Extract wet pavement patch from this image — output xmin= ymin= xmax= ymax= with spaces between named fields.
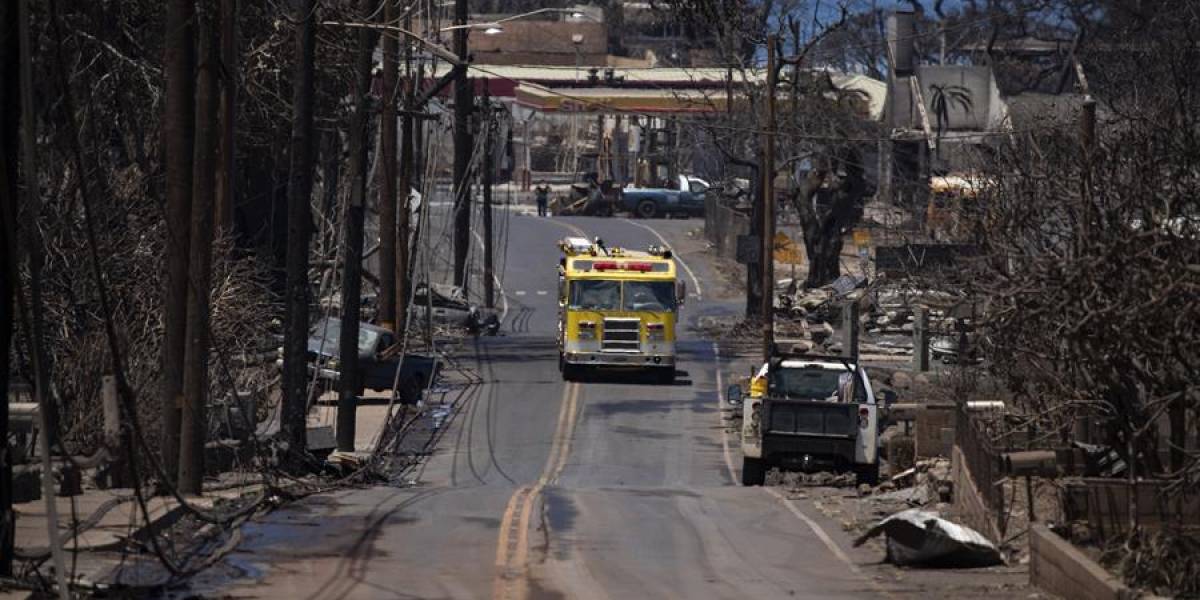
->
xmin=462 ymin=515 xmax=503 ymax=528
xmin=542 ymin=487 xmax=578 ymax=536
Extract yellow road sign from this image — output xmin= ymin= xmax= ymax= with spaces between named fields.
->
xmin=773 ymin=233 xmax=805 ymax=264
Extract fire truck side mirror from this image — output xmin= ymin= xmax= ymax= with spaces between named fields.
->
xmin=676 ymin=280 xmax=687 ymax=306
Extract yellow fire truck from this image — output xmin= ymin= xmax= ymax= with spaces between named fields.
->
xmin=557 ymin=237 xmax=685 ymax=383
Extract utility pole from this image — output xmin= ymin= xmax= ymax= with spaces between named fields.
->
xmin=378 ymin=0 xmax=398 ymax=332
xmin=451 ymin=0 xmax=473 ymax=288
xmin=482 ymin=84 xmax=495 ymax=309
xmin=396 ymin=11 xmax=414 ymax=339
xmin=337 ymin=0 xmax=377 ymax=452
xmin=282 ymin=0 xmax=317 ymax=459
xmin=216 ymin=0 xmax=237 ymax=235
xmin=761 ymin=35 xmax=777 ymax=362
xmin=1 ymin=0 xmax=19 ymax=576
xmin=180 ymin=4 xmax=220 ymax=495
xmin=161 ymin=0 xmax=196 ymax=486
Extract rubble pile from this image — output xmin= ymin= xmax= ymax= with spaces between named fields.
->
xmin=772 ymin=277 xmax=972 ymax=358
xmin=766 ymin=468 xmax=857 ymax=489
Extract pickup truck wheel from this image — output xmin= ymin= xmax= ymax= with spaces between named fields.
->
xmin=741 ymin=457 xmax=766 ymax=486
xmin=855 ymin=462 xmax=880 ymax=486
xmin=636 ymin=199 xmax=658 ymax=219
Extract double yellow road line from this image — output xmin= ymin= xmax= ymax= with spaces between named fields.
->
xmin=493 ymin=382 xmax=581 ymax=600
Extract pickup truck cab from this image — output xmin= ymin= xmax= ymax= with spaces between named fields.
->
xmin=728 ymin=352 xmax=894 ymax=486
xmin=622 ymin=175 xmax=709 ymax=218
xmin=301 ymin=317 xmax=439 ymax=403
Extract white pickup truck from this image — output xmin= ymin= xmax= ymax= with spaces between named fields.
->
xmin=727 ymin=352 xmax=894 ymax=486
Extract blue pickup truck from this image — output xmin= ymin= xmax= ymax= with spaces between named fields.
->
xmin=621 ymin=175 xmax=710 ymax=218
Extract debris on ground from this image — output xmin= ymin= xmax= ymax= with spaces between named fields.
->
xmin=766 ymin=469 xmax=857 ymax=489
xmin=853 ymin=508 xmax=1004 ymax=568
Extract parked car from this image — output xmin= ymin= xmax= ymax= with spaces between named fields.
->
xmin=621 ymin=175 xmax=709 ymax=218
xmin=298 ymin=317 xmax=439 ymax=403
xmin=410 ymin=282 xmax=500 ymax=334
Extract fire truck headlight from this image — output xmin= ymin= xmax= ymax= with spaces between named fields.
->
xmin=646 ymin=322 xmax=665 ymax=341
xmin=578 ymin=321 xmax=596 ymax=340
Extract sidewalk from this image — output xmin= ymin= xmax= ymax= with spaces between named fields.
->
xmin=2 ymin=390 xmax=401 ymax=595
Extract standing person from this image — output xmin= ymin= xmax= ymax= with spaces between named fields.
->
xmin=535 ymin=180 xmax=551 ymax=217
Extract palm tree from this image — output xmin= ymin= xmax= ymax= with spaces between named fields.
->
xmin=928 ymin=84 xmax=972 ymax=155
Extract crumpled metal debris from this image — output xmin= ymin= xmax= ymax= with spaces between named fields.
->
xmin=853 ymin=508 xmax=1003 ymax=567
xmin=429 ymin=404 xmax=452 ymax=430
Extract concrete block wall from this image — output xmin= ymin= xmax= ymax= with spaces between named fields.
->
xmin=915 ymin=404 xmax=954 ymax=458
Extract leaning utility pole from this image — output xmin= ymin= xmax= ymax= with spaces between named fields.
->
xmin=481 ymin=85 xmax=495 ymax=309
xmin=180 ymin=4 xmax=220 ymax=495
xmin=282 ymin=0 xmax=317 ymax=458
xmin=396 ymin=11 xmax=415 ymax=339
xmin=451 ymin=0 xmax=474 ymax=288
xmin=378 ymin=0 xmax=398 ymax=332
xmin=337 ymin=0 xmax=378 ymax=452
xmin=161 ymin=0 xmax=196 ymax=486
xmin=760 ymin=35 xmax=777 ymax=361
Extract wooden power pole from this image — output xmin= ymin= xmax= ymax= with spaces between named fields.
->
xmin=451 ymin=0 xmax=473 ymax=289
xmin=337 ymin=0 xmax=378 ymax=452
xmin=396 ymin=11 xmax=415 ymax=339
xmin=761 ymin=35 xmax=777 ymax=362
xmin=161 ymin=0 xmax=196 ymax=486
xmin=1 ymin=0 xmax=20 ymax=576
xmin=180 ymin=4 xmax=220 ymax=495
xmin=282 ymin=0 xmax=317 ymax=458
xmin=216 ymin=0 xmax=237 ymax=235
xmin=482 ymin=85 xmax=495 ymax=309
xmin=378 ymin=0 xmax=398 ymax=332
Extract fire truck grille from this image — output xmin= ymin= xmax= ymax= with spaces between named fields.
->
xmin=602 ymin=318 xmax=640 ymax=352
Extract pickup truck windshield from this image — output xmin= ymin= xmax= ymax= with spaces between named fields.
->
xmin=312 ymin=319 xmax=381 ymax=356
xmin=770 ymin=367 xmax=863 ymax=402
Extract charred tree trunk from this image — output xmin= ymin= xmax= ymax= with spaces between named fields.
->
xmin=378 ymin=0 xmax=398 ymax=331
xmin=282 ymin=0 xmax=317 ymax=458
xmin=180 ymin=3 xmax=220 ymax=495
xmin=792 ymin=150 xmax=866 ymax=289
xmin=161 ymin=0 xmax=196 ymax=485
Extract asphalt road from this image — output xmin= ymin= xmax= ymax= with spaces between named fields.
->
xmin=188 ymin=213 xmax=898 ymax=600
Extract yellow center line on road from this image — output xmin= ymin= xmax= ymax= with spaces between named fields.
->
xmin=493 ymin=382 xmax=580 ymax=600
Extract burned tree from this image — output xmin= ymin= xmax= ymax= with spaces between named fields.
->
xmin=673 ymin=0 xmax=879 ymax=293
xmin=961 ymin=1 xmax=1200 ymax=543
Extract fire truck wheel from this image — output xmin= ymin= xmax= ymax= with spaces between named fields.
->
xmin=741 ymin=457 xmax=766 ymax=486
xmin=655 ymin=367 xmax=675 ymax=385
xmin=562 ymin=363 xmax=581 ymax=381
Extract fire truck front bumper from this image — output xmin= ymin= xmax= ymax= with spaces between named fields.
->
xmin=563 ymin=352 xmax=676 ymax=368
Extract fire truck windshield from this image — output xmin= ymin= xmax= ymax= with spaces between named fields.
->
xmin=568 ymin=280 xmax=676 ymax=311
